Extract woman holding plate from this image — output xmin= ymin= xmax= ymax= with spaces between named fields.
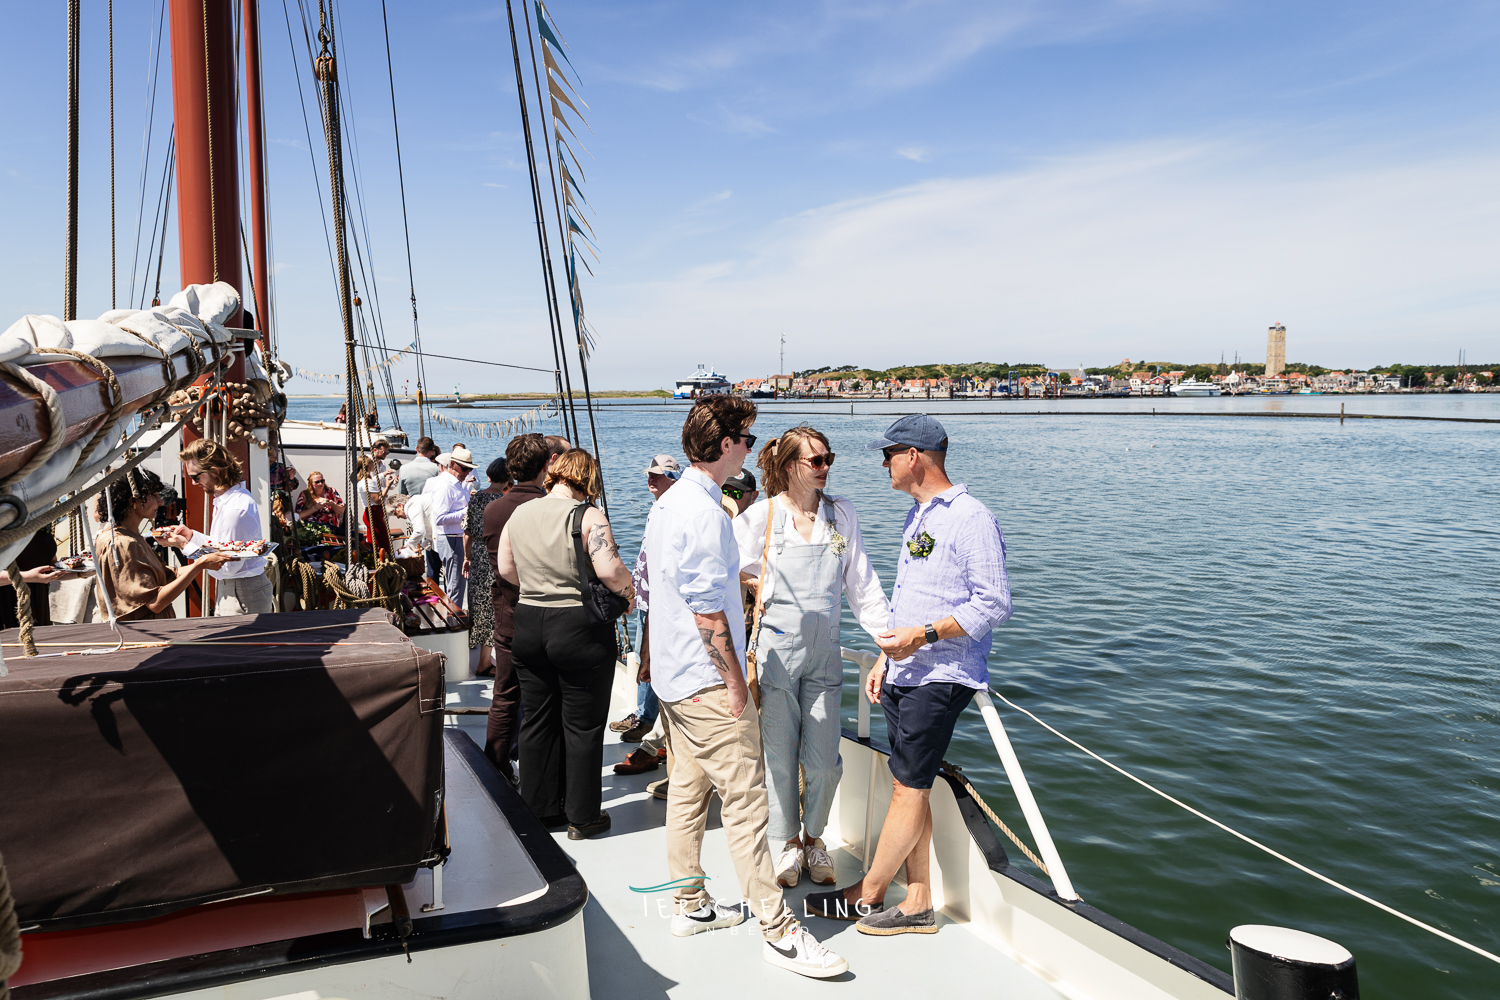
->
xmin=734 ymin=425 xmax=890 ymax=890
xmin=94 ymin=469 xmax=233 ymax=621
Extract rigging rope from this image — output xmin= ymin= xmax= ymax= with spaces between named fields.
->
xmin=6 ymin=561 xmax=38 ymax=659
xmin=109 ymin=0 xmax=117 ymax=309
xmin=379 ymin=0 xmax=426 ymax=437
xmin=65 ymin=0 xmax=81 ymax=321
xmin=520 ymin=0 xmax=605 ymax=509
xmin=503 ymin=0 xmax=577 ymax=444
xmin=0 ymin=365 xmax=68 ymax=488
xmin=149 ymin=134 xmax=175 ymax=307
xmin=990 ymin=690 xmax=1500 ymax=967
xmin=939 ymin=762 xmax=1050 ymax=876
xmin=127 ymin=0 xmax=169 ymax=308
xmin=313 ymin=5 xmax=360 ymax=563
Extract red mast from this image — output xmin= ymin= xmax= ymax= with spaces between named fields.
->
xmin=243 ymin=0 xmax=271 ymax=337
xmin=168 ymin=0 xmax=242 ymax=322
xmin=169 ymin=0 xmax=249 ymax=614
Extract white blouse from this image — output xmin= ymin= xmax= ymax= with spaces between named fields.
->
xmin=733 ymin=492 xmax=891 ymax=639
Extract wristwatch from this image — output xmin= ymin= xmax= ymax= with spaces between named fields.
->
xmin=924 ymin=623 xmax=939 ymax=645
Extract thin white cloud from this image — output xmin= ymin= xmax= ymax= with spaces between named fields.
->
xmin=593 ymin=137 xmax=1500 ymax=378
xmin=896 ymin=145 xmax=930 ymax=162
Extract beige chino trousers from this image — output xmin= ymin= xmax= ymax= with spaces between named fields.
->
xmin=661 ymin=684 xmax=796 ymax=941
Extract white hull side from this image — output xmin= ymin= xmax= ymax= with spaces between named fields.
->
xmin=157 ymin=914 xmax=588 ymax=1000
xmin=826 ymin=738 xmax=1227 ymax=1000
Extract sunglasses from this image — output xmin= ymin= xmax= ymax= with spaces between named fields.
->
xmin=882 ymin=445 xmax=918 ymax=462
xmin=723 ymin=487 xmax=745 ymax=500
xmin=731 ymin=432 xmax=757 ymax=450
xmin=310 ymin=479 xmax=326 ymax=485
xmin=802 ymin=453 xmax=835 ymax=470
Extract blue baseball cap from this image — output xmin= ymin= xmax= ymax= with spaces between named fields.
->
xmin=867 ymin=414 xmax=948 ymax=453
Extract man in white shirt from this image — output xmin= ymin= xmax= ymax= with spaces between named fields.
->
xmin=423 ymin=452 xmax=474 ymax=605
xmin=398 ymin=436 xmax=440 ymax=496
xmin=167 ymin=439 xmax=273 ymax=616
xmin=638 ymin=396 xmax=848 ymax=980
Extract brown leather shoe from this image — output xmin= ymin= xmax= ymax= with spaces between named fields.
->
xmin=613 ymin=747 xmax=661 ymax=775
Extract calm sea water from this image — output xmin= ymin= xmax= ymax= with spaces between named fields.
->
xmin=293 ymin=394 xmax=1500 ymax=997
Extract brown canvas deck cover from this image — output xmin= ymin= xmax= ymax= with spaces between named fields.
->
xmin=0 ymin=609 xmax=445 ymax=931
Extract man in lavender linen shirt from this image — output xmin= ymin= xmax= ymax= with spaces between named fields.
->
xmin=803 ymin=414 xmax=1012 ymax=938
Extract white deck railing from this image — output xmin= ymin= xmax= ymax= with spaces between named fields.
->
xmin=840 ymin=647 xmax=1080 ymax=901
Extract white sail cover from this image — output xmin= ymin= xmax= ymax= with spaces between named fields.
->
xmin=0 ymin=282 xmax=241 ymax=569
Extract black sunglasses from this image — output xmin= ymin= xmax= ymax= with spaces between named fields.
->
xmin=802 ymin=453 xmax=836 ymax=469
xmin=881 ymin=445 xmax=918 ymax=462
xmin=723 ymin=487 xmax=746 ymax=500
xmin=731 ymin=432 xmax=757 ymax=450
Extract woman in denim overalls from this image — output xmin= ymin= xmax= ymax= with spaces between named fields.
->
xmin=734 ymin=426 xmax=891 ymax=889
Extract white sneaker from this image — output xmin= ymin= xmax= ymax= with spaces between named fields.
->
xmin=670 ymin=898 xmax=747 ymax=937
xmin=774 ymin=844 xmax=804 ymax=888
xmin=805 ymin=838 xmax=837 ymax=885
xmin=763 ymin=923 xmax=849 ymax=979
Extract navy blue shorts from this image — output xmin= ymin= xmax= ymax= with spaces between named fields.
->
xmin=880 ymin=680 xmax=975 ymax=789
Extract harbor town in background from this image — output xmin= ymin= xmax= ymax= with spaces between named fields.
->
xmin=672 ymin=323 xmax=1496 ymax=400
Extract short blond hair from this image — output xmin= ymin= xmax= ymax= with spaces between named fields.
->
xmin=543 ymin=448 xmax=603 ymax=499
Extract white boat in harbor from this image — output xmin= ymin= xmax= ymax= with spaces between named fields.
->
xmin=674 ymin=365 xmax=733 ymax=398
xmin=1169 ymin=379 xmax=1221 ymax=397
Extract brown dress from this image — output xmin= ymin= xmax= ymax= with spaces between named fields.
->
xmin=93 ymin=526 xmax=177 ymax=622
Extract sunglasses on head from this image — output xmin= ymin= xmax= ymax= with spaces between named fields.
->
xmin=802 ymin=453 xmax=835 ymax=469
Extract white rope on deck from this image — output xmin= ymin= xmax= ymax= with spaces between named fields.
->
xmin=991 ymin=690 xmax=1500 ymax=967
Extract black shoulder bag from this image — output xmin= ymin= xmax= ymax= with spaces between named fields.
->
xmin=571 ymin=502 xmax=630 ymax=625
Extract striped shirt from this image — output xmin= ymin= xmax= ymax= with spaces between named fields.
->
xmin=887 ymin=484 xmax=1012 ymax=690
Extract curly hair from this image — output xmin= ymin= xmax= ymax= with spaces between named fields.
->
xmin=543 ymin=448 xmax=603 ymax=499
xmin=94 ymin=468 xmax=164 ymax=523
xmin=756 ymin=424 xmax=831 ymax=497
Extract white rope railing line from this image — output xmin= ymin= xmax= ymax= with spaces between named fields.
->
xmin=990 ymin=690 xmax=1500 ymax=967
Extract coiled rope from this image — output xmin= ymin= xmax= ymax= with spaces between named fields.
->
xmin=990 ymin=690 xmax=1500 ymax=967
xmin=0 ymin=849 xmax=21 ymax=1000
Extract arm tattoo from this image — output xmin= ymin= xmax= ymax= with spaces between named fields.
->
xmin=587 ymin=523 xmax=620 ymax=560
xmin=696 ymin=623 xmax=737 ymax=678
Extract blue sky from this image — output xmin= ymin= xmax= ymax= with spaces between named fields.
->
xmin=2 ymin=0 xmax=1497 ymax=394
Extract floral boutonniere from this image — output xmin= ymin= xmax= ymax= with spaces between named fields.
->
xmin=829 ymin=528 xmax=848 ymax=556
xmin=906 ymin=530 xmax=936 ymax=558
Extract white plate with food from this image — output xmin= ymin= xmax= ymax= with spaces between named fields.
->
xmin=52 ymin=555 xmax=96 ymax=574
xmin=205 ymin=540 xmax=278 ymax=560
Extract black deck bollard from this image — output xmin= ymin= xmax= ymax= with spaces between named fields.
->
xmin=1230 ymin=925 xmax=1358 ymax=999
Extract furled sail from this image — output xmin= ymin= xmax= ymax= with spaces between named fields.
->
xmin=0 ymin=282 xmax=242 ymax=573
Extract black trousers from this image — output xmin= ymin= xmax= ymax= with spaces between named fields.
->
xmin=483 ymin=630 xmax=522 ymax=781
xmin=512 ymin=602 xmax=617 ymax=825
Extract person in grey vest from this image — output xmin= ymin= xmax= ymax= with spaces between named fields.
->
xmin=494 ymin=448 xmax=634 ymax=840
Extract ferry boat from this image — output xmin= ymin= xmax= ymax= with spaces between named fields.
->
xmin=1168 ymin=379 xmax=1221 ymax=397
xmin=674 ymin=365 xmax=733 ymax=398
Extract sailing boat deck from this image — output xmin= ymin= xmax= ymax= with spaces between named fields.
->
xmin=443 ymin=670 xmax=1232 ymax=1000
